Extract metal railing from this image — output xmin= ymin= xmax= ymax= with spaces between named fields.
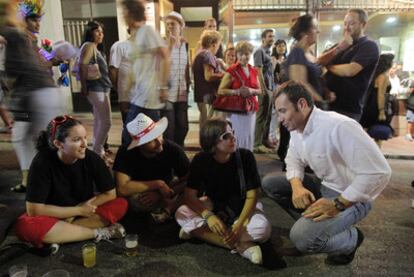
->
xmin=233 ymin=0 xmax=414 ymax=10
xmin=63 ymin=20 xmax=89 ymax=48
xmin=233 ymin=0 xmax=307 ymax=10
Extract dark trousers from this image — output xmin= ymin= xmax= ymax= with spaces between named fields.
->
xmin=121 ymin=104 xmax=161 ymax=147
xmin=254 ymin=90 xmax=272 ymax=147
xmin=160 ymin=101 xmax=189 ymax=147
xmin=277 ymin=124 xmax=290 ymax=166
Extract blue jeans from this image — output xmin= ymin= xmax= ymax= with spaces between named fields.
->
xmin=121 ymin=104 xmax=161 ymax=147
xmin=262 ymin=173 xmax=372 ymax=256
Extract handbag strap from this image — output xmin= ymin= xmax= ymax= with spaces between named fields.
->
xmin=92 ymin=45 xmax=98 ymax=64
xmin=231 ymin=66 xmax=246 ymax=87
xmin=235 ymin=149 xmax=246 ymax=199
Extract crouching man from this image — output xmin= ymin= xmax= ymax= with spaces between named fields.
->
xmin=262 ymin=81 xmax=391 ymax=265
xmin=113 ymin=113 xmax=190 ymax=223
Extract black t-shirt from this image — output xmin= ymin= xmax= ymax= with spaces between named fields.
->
xmin=326 ymin=36 xmax=379 ymax=115
xmin=113 ymin=140 xmax=190 ymax=184
xmin=187 ymin=149 xmax=261 ymax=214
xmin=26 ymin=149 xmax=114 ymax=206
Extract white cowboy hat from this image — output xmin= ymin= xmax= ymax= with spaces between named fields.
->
xmin=164 ymin=11 xmax=185 ymax=28
xmin=126 ymin=113 xmax=168 ymax=150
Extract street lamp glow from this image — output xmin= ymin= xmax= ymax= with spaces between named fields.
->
xmin=386 ymin=17 xmax=397 ymax=23
xmin=332 ymin=25 xmax=341 ymax=32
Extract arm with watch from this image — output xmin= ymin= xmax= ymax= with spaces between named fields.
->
xmin=302 ymin=192 xmax=353 ymax=222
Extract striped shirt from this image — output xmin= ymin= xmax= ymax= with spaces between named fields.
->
xmin=168 ymin=42 xmax=188 ymax=102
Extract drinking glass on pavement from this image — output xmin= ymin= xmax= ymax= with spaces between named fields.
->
xmin=125 ymin=234 xmax=139 ymax=257
xmin=82 ymin=243 xmax=96 ymax=268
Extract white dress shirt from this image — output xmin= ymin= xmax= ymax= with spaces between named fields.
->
xmin=286 ymin=108 xmax=392 ymax=202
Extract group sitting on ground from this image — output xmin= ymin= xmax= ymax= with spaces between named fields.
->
xmin=14 ymin=80 xmax=391 ymax=267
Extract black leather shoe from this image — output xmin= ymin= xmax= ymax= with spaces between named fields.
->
xmin=325 ymin=227 xmax=364 ymax=265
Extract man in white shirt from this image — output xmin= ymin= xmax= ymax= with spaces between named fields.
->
xmin=262 ymin=81 xmax=391 ymax=265
xmin=120 ymin=0 xmax=170 ymax=146
xmin=109 ymin=29 xmax=133 ymax=124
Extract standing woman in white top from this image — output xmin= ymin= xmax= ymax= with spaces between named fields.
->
xmin=79 ymin=21 xmax=112 ymax=158
xmin=160 ymin=11 xmax=190 ymax=147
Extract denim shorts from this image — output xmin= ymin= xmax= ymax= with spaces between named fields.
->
xmin=407 ymin=109 xmax=414 ymax=123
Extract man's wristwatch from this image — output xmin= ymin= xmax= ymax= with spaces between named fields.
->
xmin=333 ymin=197 xmax=346 ymax=211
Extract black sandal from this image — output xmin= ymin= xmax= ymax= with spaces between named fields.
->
xmin=10 ymin=184 xmax=27 ymax=193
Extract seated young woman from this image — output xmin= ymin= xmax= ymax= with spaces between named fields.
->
xmin=175 ymin=118 xmax=271 ymax=265
xmin=15 ymin=115 xmax=128 ymax=249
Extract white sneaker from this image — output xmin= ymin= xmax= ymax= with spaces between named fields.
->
xmin=405 ymin=134 xmax=413 ymax=142
xmin=240 ymin=245 xmax=263 ymax=265
xmin=95 ymin=223 xmax=126 ymax=242
xmin=178 ymin=228 xmax=191 ymax=240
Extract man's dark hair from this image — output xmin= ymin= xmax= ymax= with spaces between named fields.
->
xmin=121 ymin=0 xmax=146 ymax=23
xmin=348 ymin=8 xmax=368 ymax=24
xmin=261 ymin=29 xmax=274 ymax=40
xmin=200 ymin=118 xmax=232 ymax=153
xmin=275 ymin=81 xmax=314 ymax=110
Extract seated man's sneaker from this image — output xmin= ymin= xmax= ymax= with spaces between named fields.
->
xmin=178 ymin=228 xmax=191 ymax=240
xmin=95 ymin=223 xmax=126 ymax=242
xmin=240 ymin=245 xmax=263 ymax=265
xmin=325 ymin=227 xmax=364 ymax=265
xmin=150 ymin=208 xmax=171 ymax=224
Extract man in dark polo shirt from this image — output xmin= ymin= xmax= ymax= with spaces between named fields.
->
xmin=324 ymin=9 xmax=379 ymax=121
xmin=113 ymin=113 xmax=190 ymax=223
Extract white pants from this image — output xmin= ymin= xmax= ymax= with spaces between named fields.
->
xmin=87 ymin=91 xmax=112 ymax=156
xmin=175 ymin=197 xmax=271 ymax=243
xmin=230 ymin=112 xmax=256 ymax=151
xmin=12 ymin=87 xmax=66 ymax=170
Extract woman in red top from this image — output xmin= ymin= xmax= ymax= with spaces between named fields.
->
xmin=217 ymin=41 xmax=261 ymax=150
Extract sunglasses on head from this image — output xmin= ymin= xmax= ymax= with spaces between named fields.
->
xmin=218 ymin=129 xmax=235 ymax=141
xmin=50 ymin=115 xmax=73 ymax=139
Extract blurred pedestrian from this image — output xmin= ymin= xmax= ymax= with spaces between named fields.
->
xmin=120 ymin=0 xmax=170 ymax=146
xmin=1 ymin=0 xmax=65 ymax=192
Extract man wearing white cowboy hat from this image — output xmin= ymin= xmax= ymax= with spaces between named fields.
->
xmin=113 ymin=113 xmax=190 ymax=223
xmin=160 ymin=11 xmax=190 ymax=147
